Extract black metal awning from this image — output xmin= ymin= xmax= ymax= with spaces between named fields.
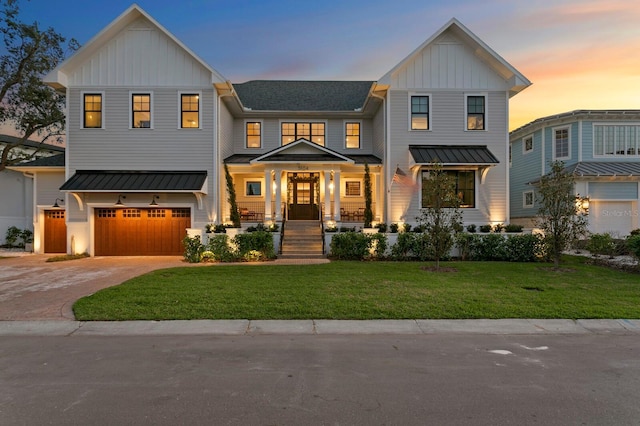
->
xmin=60 ymin=170 xmax=207 ymax=192
xmin=409 ymin=145 xmax=499 ymax=165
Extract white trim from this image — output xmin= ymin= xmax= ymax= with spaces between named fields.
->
xmin=552 ymin=125 xmax=571 ymax=160
xmin=464 ymin=93 xmax=487 ymax=131
xmin=129 ymin=91 xmax=154 ymax=130
xmin=408 ymin=93 xmax=431 ymax=131
xmin=523 ymin=134 xmax=533 ymax=154
xmin=80 ymin=91 xmax=105 ymax=129
xmin=279 ymin=120 xmax=327 ymax=146
xmin=178 ymin=91 xmax=202 ymax=129
xmin=523 ymin=190 xmax=534 ymax=208
xmin=245 ymin=119 xmax=263 ymax=149
xmin=343 ymin=120 xmax=362 ymax=149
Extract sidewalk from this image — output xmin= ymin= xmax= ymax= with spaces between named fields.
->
xmin=1 ymin=318 xmax=639 ymax=336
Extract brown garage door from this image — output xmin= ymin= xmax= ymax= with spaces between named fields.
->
xmin=95 ymin=208 xmax=190 ymax=256
xmin=44 ymin=210 xmax=67 ymax=253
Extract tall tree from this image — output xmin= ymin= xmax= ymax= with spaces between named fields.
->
xmin=363 ymin=163 xmax=373 ymax=228
xmin=224 ymin=163 xmax=241 ymax=228
xmin=418 ymin=161 xmax=462 ymax=271
xmin=536 ymin=160 xmax=589 ymax=268
xmin=0 ymin=0 xmax=78 ymax=171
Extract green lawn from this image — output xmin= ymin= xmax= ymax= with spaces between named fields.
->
xmin=73 ymin=256 xmax=640 ymax=321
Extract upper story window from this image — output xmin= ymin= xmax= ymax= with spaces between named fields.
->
xmin=594 ymin=124 xmax=640 ymax=156
xmin=345 ymin=122 xmax=360 ymax=148
xmin=246 ymin=122 xmax=261 ymax=148
xmin=83 ymin=93 xmax=103 ymax=128
xmin=554 ymin=127 xmax=570 ymax=159
xmin=421 ymin=170 xmax=475 ymax=208
xmin=523 ymin=135 xmax=533 ymax=153
xmin=281 ymin=122 xmax=325 ymax=146
xmin=131 ymin=93 xmax=151 ymax=128
xmin=523 ymin=190 xmax=534 ymax=208
xmin=466 ymin=95 xmax=485 ymax=130
xmin=180 ymin=93 xmax=200 ymax=128
xmin=410 ymin=95 xmax=429 ymax=130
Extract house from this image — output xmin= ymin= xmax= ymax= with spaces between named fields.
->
xmin=509 ymin=110 xmax=640 ymax=237
xmin=36 ymin=4 xmax=529 ymax=256
xmin=1 ymin=135 xmax=64 ymax=246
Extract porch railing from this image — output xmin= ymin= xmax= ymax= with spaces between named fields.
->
xmin=237 ymin=201 xmax=265 ymax=222
xmin=339 ymin=202 xmax=376 ymax=222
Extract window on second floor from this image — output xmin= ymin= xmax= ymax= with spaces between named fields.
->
xmin=466 ymin=95 xmax=485 ymax=130
xmin=524 ymin=135 xmax=533 ymax=153
xmin=410 ymin=95 xmax=429 ymax=130
xmin=345 ymin=122 xmax=360 ymax=148
xmin=83 ymin=93 xmax=102 ymax=128
xmin=132 ymin=93 xmax=151 ymax=128
xmin=421 ymin=170 xmax=475 ymax=208
xmin=180 ymin=93 xmax=200 ymax=128
xmin=593 ymin=125 xmax=640 ymax=156
xmin=554 ymin=127 xmax=570 ymax=159
xmin=281 ymin=122 xmax=325 ymax=146
xmin=246 ymin=122 xmax=261 ymax=148
xmin=523 ymin=190 xmax=534 ymax=208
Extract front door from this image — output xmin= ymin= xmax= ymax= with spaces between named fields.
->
xmin=288 ymin=173 xmax=318 ymax=220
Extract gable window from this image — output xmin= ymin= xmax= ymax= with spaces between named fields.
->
xmin=466 ymin=95 xmax=485 ymax=130
xmin=554 ymin=127 xmax=569 ymax=159
xmin=246 ymin=122 xmax=261 ymax=148
xmin=132 ymin=93 xmax=151 ymax=128
xmin=523 ymin=190 xmax=534 ymax=208
xmin=83 ymin=93 xmax=102 ymax=128
xmin=345 ymin=181 xmax=361 ymax=197
xmin=281 ymin=122 xmax=325 ymax=146
xmin=524 ymin=135 xmax=533 ymax=153
xmin=345 ymin=122 xmax=360 ymax=148
xmin=180 ymin=93 xmax=200 ymax=128
xmin=594 ymin=125 xmax=640 ymax=156
xmin=410 ymin=95 xmax=429 ymax=130
xmin=421 ymin=170 xmax=475 ymax=208
xmin=245 ymin=180 xmax=262 ymax=196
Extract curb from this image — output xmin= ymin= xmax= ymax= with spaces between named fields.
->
xmin=0 ymin=319 xmax=638 ymax=337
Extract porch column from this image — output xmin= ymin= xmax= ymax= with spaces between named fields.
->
xmin=375 ymin=171 xmax=382 ymax=222
xmin=324 ymin=170 xmax=332 ymax=221
xmin=264 ymin=169 xmax=272 ymax=221
xmin=334 ymin=170 xmax=341 ymax=222
xmin=274 ymin=169 xmax=283 ymax=221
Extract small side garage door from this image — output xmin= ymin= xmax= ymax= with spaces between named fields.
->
xmin=95 ymin=208 xmax=191 ymax=256
xmin=44 ymin=210 xmax=67 ymax=253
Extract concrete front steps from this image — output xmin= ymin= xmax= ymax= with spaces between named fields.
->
xmin=279 ymin=220 xmax=325 ymax=259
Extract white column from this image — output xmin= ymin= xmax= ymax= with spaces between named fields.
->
xmin=275 ymin=169 xmax=283 ymax=221
xmin=265 ymin=169 xmax=272 ymax=221
xmin=375 ymin=171 xmax=382 ymax=223
xmin=334 ymin=170 xmax=341 ymax=222
xmin=324 ymin=170 xmax=332 ymax=221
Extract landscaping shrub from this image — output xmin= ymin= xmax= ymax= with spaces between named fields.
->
xmin=479 ymin=224 xmax=492 ymax=233
xmin=369 ymin=233 xmax=388 ymax=259
xmin=3 ymin=226 xmax=31 ymax=248
xmin=626 ymin=234 xmax=640 ymax=262
xmin=504 ymin=234 xmax=543 ymax=262
xmin=234 ymin=231 xmax=276 ymax=260
xmin=466 ymin=224 xmax=477 ymax=233
xmin=205 ymin=234 xmax=236 ymax=262
xmin=493 ymin=223 xmax=504 ymax=233
xmin=455 ymin=232 xmax=478 ymax=261
xmin=587 ymin=233 xmax=616 ymax=258
xmin=469 ymin=233 xmax=507 ymax=261
xmin=375 ymin=222 xmax=388 ymax=233
xmin=182 ymin=235 xmax=205 ymax=263
xmin=504 ymin=224 xmax=523 ymax=233
xmin=389 ymin=223 xmax=399 ymax=233
xmin=391 ymin=232 xmax=417 ymax=260
xmin=330 ymin=232 xmax=370 ymax=260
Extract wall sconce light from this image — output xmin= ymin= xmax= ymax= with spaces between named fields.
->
xmin=149 ymin=195 xmax=159 ymax=206
xmin=52 ymin=198 xmax=64 ymax=208
xmin=115 ymin=195 xmax=126 ymax=206
xmin=575 ymin=196 xmax=590 ymax=215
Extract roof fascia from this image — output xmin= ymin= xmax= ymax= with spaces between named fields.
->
xmin=251 ymin=139 xmax=354 ymax=164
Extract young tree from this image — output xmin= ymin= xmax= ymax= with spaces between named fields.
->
xmin=418 ymin=161 xmax=462 ymax=271
xmin=0 ymin=0 xmax=78 ymax=171
xmin=536 ymin=160 xmax=588 ymax=268
xmin=224 ymin=163 xmax=241 ymax=227
xmin=363 ymin=162 xmax=373 ymax=228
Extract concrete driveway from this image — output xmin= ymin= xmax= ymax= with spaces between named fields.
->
xmin=0 ymin=254 xmax=192 ymax=320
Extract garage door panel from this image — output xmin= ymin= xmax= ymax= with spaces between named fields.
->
xmin=95 ymin=208 xmax=190 ymax=256
xmin=44 ymin=210 xmax=67 ymax=253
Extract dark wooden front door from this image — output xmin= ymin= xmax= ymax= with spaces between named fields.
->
xmin=44 ymin=210 xmax=67 ymax=253
xmin=288 ymin=173 xmax=318 ymax=220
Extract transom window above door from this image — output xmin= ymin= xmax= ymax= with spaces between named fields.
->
xmin=281 ymin=122 xmax=325 ymax=146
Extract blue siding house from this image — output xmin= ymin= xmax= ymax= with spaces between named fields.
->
xmin=510 ymin=110 xmax=640 ymax=237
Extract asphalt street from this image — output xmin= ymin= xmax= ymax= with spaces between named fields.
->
xmin=1 ymin=333 xmax=639 ymax=425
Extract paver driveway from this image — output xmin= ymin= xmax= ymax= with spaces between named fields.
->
xmin=0 ymin=255 xmax=191 ymax=320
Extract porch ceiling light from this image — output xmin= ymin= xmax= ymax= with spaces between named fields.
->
xmin=52 ymin=198 xmax=64 ymax=208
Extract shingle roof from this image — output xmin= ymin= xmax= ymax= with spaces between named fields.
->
xmin=409 ymin=145 xmax=499 ymax=165
xmin=13 ymin=153 xmax=65 ymax=167
xmin=233 ymin=80 xmax=374 ymax=111
xmin=60 ymin=171 xmax=207 ymax=191
xmin=564 ymin=162 xmax=640 ymax=177
xmin=0 ymin=134 xmax=65 ymax=153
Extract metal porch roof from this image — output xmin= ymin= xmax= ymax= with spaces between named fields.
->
xmin=409 ymin=145 xmax=499 ymax=165
xmin=60 ymin=171 xmax=207 ymax=191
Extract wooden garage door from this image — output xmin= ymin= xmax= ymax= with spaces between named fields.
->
xmin=95 ymin=208 xmax=191 ymax=256
xmin=44 ymin=210 xmax=67 ymax=253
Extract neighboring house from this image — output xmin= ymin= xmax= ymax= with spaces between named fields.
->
xmin=510 ymin=110 xmax=640 ymax=237
xmin=1 ymin=135 xmax=64 ymax=246
xmin=38 ymin=4 xmax=530 ymax=256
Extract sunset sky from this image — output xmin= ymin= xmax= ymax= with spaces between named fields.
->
xmin=16 ymin=0 xmax=640 ymax=130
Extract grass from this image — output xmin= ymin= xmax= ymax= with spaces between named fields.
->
xmin=73 ymin=256 xmax=640 ymax=321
